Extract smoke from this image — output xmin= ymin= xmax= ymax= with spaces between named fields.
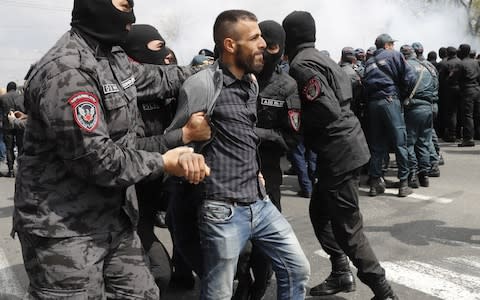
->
xmin=135 ymin=0 xmax=478 ymax=63
xmin=0 ymin=0 xmax=478 ymax=87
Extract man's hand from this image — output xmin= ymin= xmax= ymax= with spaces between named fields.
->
xmin=182 ymin=112 xmax=211 ymax=144
xmin=7 ymin=111 xmax=15 ymax=124
xmin=162 ymin=146 xmax=210 ymax=184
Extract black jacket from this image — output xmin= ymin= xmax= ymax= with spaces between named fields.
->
xmin=288 ymin=44 xmax=370 ymax=176
xmin=256 ymin=66 xmax=301 ymax=154
xmin=0 ymin=91 xmax=25 ymax=132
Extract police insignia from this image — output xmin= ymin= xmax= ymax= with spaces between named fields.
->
xmin=288 ymin=110 xmax=301 ymax=132
xmin=303 ymin=77 xmax=321 ymax=101
xmin=68 ymin=92 xmax=99 ymax=132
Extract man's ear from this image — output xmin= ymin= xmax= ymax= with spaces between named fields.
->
xmin=224 ymin=38 xmax=236 ymax=54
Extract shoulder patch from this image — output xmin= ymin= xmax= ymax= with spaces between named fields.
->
xmin=303 ymin=77 xmax=321 ymax=101
xmin=68 ymin=92 xmax=99 ymax=132
xmin=288 ymin=109 xmax=301 ymax=132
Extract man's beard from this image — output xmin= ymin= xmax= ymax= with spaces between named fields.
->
xmin=235 ymin=44 xmax=264 ymax=74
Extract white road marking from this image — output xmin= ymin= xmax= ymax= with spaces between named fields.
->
xmin=0 ymin=248 xmax=25 ymax=297
xmin=383 ymin=260 xmax=480 ymax=300
xmin=358 ymin=187 xmax=453 ymax=203
xmin=314 ymin=250 xmax=480 ymax=299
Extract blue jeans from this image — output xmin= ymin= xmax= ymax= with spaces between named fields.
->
xmin=367 ymin=98 xmax=409 ymax=181
xmin=405 ymin=105 xmax=433 ymax=175
xmin=198 ymin=198 xmax=310 ymax=300
xmin=289 ymin=138 xmax=317 ymax=194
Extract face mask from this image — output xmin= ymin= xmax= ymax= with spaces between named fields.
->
xmin=258 ymin=21 xmax=285 ymax=81
xmin=122 ymin=24 xmax=167 ymax=65
xmin=71 ymin=0 xmax=136 ymax=46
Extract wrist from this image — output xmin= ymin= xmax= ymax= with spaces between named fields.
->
xmin=181 ymin=126 xmax=191 ymax=144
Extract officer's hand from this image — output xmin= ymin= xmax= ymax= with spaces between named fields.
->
xmin=162 ymin=146 xmax=210 ymax=184
xmin=182 ymin=112 xmax=212 ymax=144
xmin=14 ymin=111 xmax=27 ymax=120
xmin=7 ymin=111 xmax=15 ymax=124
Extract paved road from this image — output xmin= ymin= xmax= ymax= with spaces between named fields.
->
xmin=1 ymin=142 xmax=480 ymax=299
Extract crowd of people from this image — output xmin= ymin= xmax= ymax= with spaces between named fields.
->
xmin=4 ymin=0 xmax=480 ymax=300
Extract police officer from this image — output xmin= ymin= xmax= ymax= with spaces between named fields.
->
xmin=233 ymin=20 xmax=302 ymax=300
xmin=0 ymin=81 xmax=24 ymax=177
xmin=282 ymin=11 xmax=398 ymax=300
xmin=442 ymin=46 xmax=463 ymax=142
xmin=400 ymin=45 xmax=439 ymax=188
xmin=13 ymin=0 xmax=209 ymax=298
xmin=457 ymin=43 xmax=480 ymax=146
xmin=122 ymin=23 xmax=212 ymax=294
xmin=412 ymin=42 xmax=426 ymax=61
xmin=363 ymin=33 xmax=417 ymax=197
xmin=339 ymin=47 xmax=364 ymax=118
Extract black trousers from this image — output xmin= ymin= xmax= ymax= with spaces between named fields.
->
xmin=310 ymin=168 xmax=385 ymax=287
xmin=460 ymin=87 xmax=480 ymax=141
xmin=136 ymin=180 xmax=172 ymax=294
xmin=3 ymin=130 xmax=23 ymax=171
xmin=443 ymin=87 xmax=463 ymax=138
xmin=259 ymin=150 xmax=283 ymax=211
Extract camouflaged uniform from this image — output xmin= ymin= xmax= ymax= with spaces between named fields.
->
xmin=13 ymin=29 xmax=196 ymax=299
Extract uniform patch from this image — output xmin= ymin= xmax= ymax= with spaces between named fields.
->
xmin=303 ymin=77 xmax=321 ymax=101
xmin=68 ymin=92 xmax=99 ymax=132
xmin=261 ymin=98 xmax=285 ymax=108
xmin=121 ymin=76 xmax=135 ymax=89
xmin=102 ymin=83 xmax=120 ymax=95
xmin=288 ymin=110 xmax=301 ymax=132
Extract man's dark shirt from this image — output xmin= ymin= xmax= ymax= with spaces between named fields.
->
xmin=201 ymin=65 xmax=266 ymax=203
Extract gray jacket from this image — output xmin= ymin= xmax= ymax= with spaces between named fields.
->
xmin=166 ymin=61 xmax=259 ymax=151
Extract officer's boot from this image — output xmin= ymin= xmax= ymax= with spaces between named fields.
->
xmin=369 ymin=177 xmax=386 ymax=197
xmin=370 ymin=278 xmax=399 ymax=300
xmin=397 ymin=180 xmax=412 ymax=197
xmin=418 ymin=172 xmax=429 ymax=187
xmin=407 ymin=173 xmax=419 ymax=188
xmin=309 ymin=255 xmax=356 ymax=296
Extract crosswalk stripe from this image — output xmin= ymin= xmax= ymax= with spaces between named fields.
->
xmin=383 ymin=260 xmax=480 ymax=300
xmin=0 ymin=248 xmax=25 ymax=297
xmin=314 ymin=250 xmax=480 ymax=299
xmin=358 ymin=187 xmax=453 ymax=203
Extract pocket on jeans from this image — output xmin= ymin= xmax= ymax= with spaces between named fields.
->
xmin=201 ymin=201 xmax=234 ymax=223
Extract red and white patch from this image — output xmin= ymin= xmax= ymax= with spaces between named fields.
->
xmin=68 ymin=92 xmax=99 ymax=132
xmin=288 ymin=109 xmax=301 ymax=132
xmin=302 ymin=77 xmax=321 ymax=101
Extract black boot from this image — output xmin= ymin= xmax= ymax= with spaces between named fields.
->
xmin=408 ymin=173 xmax=419 ymax=188
xmin=418 ymin=172 xmax=429 ymax=187
xmin=370 ymin=278 xmax=398 ymax=300
xmin=310 ymin=255 xmax=356 ymax=296
xmin=398 ymin=180 xmax=412 ymax=197
xmin=369 ymin=177 xmax=386 ymax=197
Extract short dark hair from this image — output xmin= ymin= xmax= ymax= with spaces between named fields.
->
xmin=213 ymin=10 xmax=257 ymax=53
xmin=6 ymin=81 xmax=16 ymax=92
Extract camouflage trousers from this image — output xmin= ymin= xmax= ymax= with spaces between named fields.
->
xmin=18 ymin=227 xmax=159 ymax=299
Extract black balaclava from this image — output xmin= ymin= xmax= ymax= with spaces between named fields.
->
xmin=282 ymin=11 xmax=316 ymax=59
xmin=258 ymin=20 xmax=285 ymax=81
xmin=458 ymin=44 xmax=471 ymax=59
xmin=122 ymin=24 xmax=167 ymax=65
xmin=71 ymin=0 xmax=136 ymax=46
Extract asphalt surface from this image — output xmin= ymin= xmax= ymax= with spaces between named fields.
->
xmin=1 ymin=141 xmax=479 ymax=299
